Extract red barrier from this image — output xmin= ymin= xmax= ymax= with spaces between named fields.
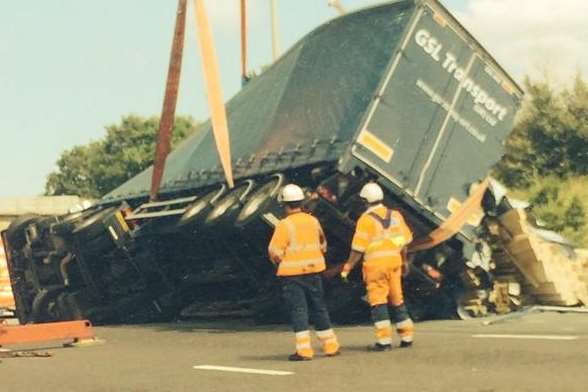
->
xmin=0 ymin=320 xmax=95 ymax=347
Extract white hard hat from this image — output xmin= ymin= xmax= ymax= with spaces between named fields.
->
xmin=359 ymin=182 xmax=384 ymax=203
xmin=280 ymin=184 xmax=305 ymax=202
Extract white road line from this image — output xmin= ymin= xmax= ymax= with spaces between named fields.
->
xmin=193 ymin=365 xmax=294 ymax=376
xmin=472 ymin=334 xmax=578 ymax=341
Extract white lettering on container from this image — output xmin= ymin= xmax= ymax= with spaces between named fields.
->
xmin=414 ymin=28 xmax=508 ymax=125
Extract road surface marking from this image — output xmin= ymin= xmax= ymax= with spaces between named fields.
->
xmin=472 ymin=334 xmax=578 ymax=341
xmin=193 ymin=365 xmax=294 ymax=376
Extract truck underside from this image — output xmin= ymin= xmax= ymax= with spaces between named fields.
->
xmin=2 ymin=162 xmax=519 ymax=325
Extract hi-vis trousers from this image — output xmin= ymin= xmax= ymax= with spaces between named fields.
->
xmin=282 ymin=274 xmax=339 ymax=358
xmin=363 ymin=263 xmax=414 ymax=345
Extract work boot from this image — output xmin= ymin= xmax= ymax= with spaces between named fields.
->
xmin=399 ymin=341 xmax=413 ymax=348
xmin=325 ymin=349 xmax=341 ymax=357
xmin=367 ymin=343 xmax=392 ymax=352
xmin=288 ymin=353 xmax=312 ymax=361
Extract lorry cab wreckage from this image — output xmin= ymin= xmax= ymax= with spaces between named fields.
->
xmin=3 ymin=0 xmax=537 ymax=325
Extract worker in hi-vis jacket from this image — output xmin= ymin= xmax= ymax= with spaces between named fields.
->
xmin=341 ymin=182 xmax=415 ymax=351
xmin=268 ymin=184 xmax=340 ymax=361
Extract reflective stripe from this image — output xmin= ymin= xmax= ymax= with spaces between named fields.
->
xmin=396 ymin=318 xmax=414 ymax=341
xmin=296 ymin=330 xmax=312 ymax=351
xmin=368 ymin=238 xmax=383 ymax=247
xmin=277 ymin=214 xmax=325 ymax=276
xmin=316 ymin=329 xmax=340 ymax=355
xmin=316 ymin=329 xmax=335 ymax=338
xmin=285 ymin=219 xmax=321 ymax=252
xmin=281 ymin=258 xmax=325 ymax=268
xmin=365 ymin=250 xmax=401 ymax=261
xmin=360 ymin=207 xmax=409 ymax=262
xmin=369 ymin=233 xmax=406 ymax=247
xmin=374 ymin=320 xmax=391 ymax=328
xmin=396 ymin=319 xmax=413 ymax=329
xmin=288 ymin=243 xmax=322 ymax=252
xmin=371 ymin=232 xmax=404 ymax=243
xmin=374 ymin=317 xmax=393 ymax=345
xmin=285 ymin=220 xmax=298 ymax=250
xmin=368 ymin=208 xmax=405 ymax=240
xmin=295 ymin=335 xmax=313 ymax=357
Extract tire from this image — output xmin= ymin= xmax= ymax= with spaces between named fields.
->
xmin=72 ymin=207 xmax=118 ymax=242
xmin=235 ymin=174 xmax=285 ymax=227
xmin=5 ymin=214 xmax=41 ymax=249
xmin=204 ymin=180 xmax=256 ymax=227
xmin=176 ymin=185 xmax=226 ymax=228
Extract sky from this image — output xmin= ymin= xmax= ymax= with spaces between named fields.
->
xmin=1 ymin=0 xmax=586 ymax=198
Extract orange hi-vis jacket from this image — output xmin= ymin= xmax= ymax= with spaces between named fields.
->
xmin=268 ymin=212 xmax=327 ymax=276
xmin=351 ymin=204 xmax=413 ymax=268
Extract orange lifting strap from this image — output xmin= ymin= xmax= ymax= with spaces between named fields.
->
xmin=0 ymin=320 xmax=95 ymax=347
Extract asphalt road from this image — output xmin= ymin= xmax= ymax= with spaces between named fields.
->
xmin=1 ymin=312 xmax=587 ymax=392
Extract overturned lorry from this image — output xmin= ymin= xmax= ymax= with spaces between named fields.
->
xmin=2 ymin=0 xmax=528 ymax=325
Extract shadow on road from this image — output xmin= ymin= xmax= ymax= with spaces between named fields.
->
xmin=103 ymin=319 xmax=291 ymax=334
xmin=239 ymin=353 xmax=289 ymax=361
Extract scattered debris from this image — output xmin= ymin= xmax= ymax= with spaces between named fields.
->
xmin=487 ymin=208 xmax=588 ymax=307
xmin=0 ymin=349 xmax=53 ymax=359
xmin=482 ymin=305 xmax=588 ymax=326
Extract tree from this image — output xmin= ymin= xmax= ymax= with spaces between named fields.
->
xmin=45 ymin=115 xmax=198 ymax=198
xmin=494 ymin=75 xmax=588 ymax=188
xmin=518 ymin=177 xmax=588 ymax=245
xmin=494 ymin=75 xmax=588 ymax=245
xmin=562 ymin=75 xmax=588 ymax=174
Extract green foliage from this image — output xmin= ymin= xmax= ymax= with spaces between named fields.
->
xmin=495 ymin=75 xmax=588 ymax=246
xmin=509 ymin=177 xmax=588 ymax=246
xmin=45 ymin=115 xmax=198 ymax=198
xmin=495 ymin=75 xmax=588 ymax=188
xmin=565 ymin=197 xmax=586 ymax=232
